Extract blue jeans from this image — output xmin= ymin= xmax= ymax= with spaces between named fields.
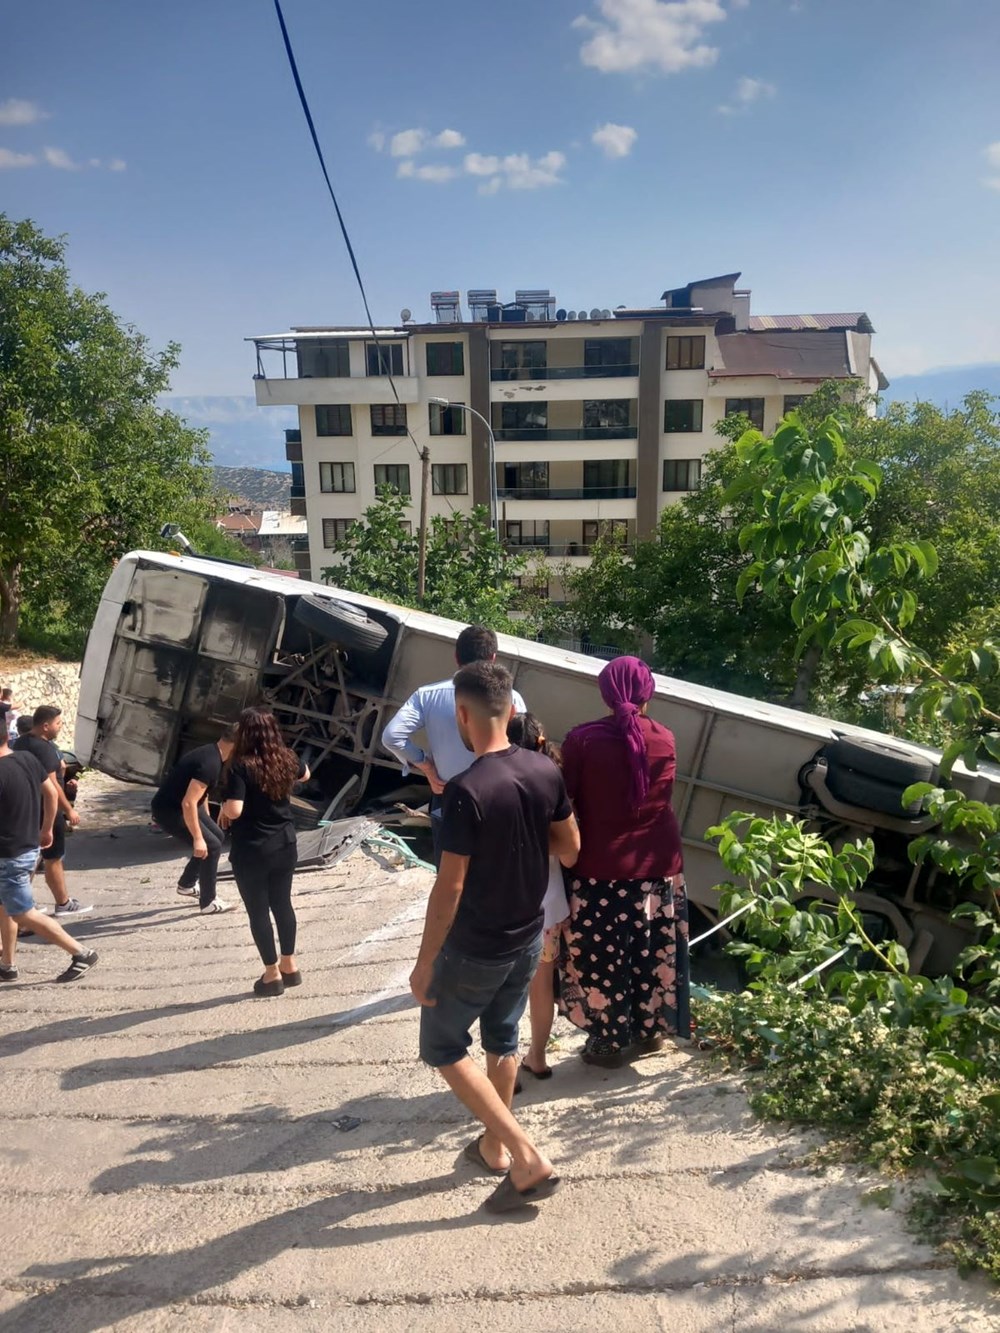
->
xmin=0 ymin=849 xmax=39 ymax=916
xmin=419 ymin=937 xmax=542 ymax=1068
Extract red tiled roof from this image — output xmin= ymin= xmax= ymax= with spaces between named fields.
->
xmin=750 ymin=313 xmax=873 ymax=333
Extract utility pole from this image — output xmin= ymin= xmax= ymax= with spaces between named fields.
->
xmin=417 ymin=446 xmax=431 ymax=602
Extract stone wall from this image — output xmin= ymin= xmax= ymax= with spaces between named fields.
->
xmin=0 ymin=660 xmax=82 ymax=739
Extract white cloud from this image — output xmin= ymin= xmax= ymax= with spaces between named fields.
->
xmin=573 ymin=0 xmax=727 ymax=75
xmin=718 ymin=73 xmax=776 ymax=114
xmin=433 ymin=128 xmax=466 ymax=149
xmin=108 ymin=157 xmax=127 ymax=172
xmin=397 ymin=160 xmax=458 ymax=183
xmin=592 ymin=122 xmax=638 ymax=157
xmin=390 ymin=128 xmax=428 ymax=157
xmin=464 ymin=152 xmax=501 ymax=176
xmin=983 ymin=142 xmax=1000 ymax=191
xmin=0 ymin=98 xmax=48 ymax=127
xmin=0 ymin=147 xmax=37 ymax=168
xmin=368 ymin=130 xmax=386 ymax=152
xmin=43 ymin=146 xmax=80 ymax=170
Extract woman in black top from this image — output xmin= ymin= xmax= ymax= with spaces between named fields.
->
xmin=221 ymin=708 xmax=309 ymax=997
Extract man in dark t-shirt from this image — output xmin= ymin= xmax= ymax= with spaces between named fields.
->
xmin=410 ymin=662 xmax=580 ymax=1213
xmin=151 ymin=729 xmax=237 ymax=913
xmin=12 ymin=705 xmax=91 ymax=918
xmin=0 ymin=717 xmax=99 ymax=983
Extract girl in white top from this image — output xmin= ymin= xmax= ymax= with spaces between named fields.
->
xmin=507 ymin=713 xmax=569 ymax=1082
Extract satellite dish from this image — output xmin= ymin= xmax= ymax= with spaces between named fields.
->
xmin=556 ymin=308 xmax=567 ymax=321
xmin=590 ymin=307 xmax=601 ymax=320
xmin=566 ymin=311 xmax=577 ymax=320
xmin=400 ymin=308 xmax=412 ymax=323
xmin=601 ymin=309 xmax=612 ymax=319
xmin=525 ymin=311 xmax=536 ymax=321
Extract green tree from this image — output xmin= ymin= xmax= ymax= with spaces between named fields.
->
xmin=0 ymin=215 xmax=226 ymax=650
xmin=322 ymin=488 xmax=537 ymax=630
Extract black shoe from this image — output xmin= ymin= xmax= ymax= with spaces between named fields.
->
xmin=253 ymin=975 xmax=284 ymax=998
xmin=580 ymin=1037 xmax=629 ymax=1069
xmin=56 ymin=949 xmax=98 ymax=983
xmin=278 ymin=969 xmax=302 ymax=987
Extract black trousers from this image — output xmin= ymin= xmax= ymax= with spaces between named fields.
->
xmin=151 ymin=803 xmax=223 ymax=909
xmin=231 ymin=844 xmax=298 ymax=967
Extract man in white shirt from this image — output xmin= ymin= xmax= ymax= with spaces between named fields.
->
xmin=382 ymin=625 xmax=527 ymax=863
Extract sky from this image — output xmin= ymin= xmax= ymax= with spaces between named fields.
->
xmin=3 ymin=0 xmax=1000 ymax=464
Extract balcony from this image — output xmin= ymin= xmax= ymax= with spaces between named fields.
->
xmin=506 ymin=541 xmax=634 ymax=557
xmin=497 ymin=486 xmax=637 ymax=501
xmin=254 ymin=375 xmax=419 ymax=408
xmin=491 ymin=363 xmax=638 ymax=382
xmin=493 ymin=426 xmax=638 ymax=442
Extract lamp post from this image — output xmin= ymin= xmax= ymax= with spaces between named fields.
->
xmin=427 ymin=397 xmax=498 ymax=536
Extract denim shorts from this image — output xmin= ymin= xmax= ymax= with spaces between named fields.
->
xmin=419 ymin=937 xmax=542 ymax=1068
xmin=0 ymin=849 xmax=40 ymax=916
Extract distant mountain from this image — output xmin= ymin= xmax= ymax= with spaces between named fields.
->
xmin=161 ymin=395 xmax=296 ymax=469
xmin=213 ymin=467 xmax=292 ymax=509
xmin=882 ymin=363 xmax=1000 ymax=409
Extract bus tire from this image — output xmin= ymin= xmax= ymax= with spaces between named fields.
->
xmin=825 ymin=736 xmax=936 ymax=787
xmin=824 ymin=765 xmax=926 ymax=818
xmin=292 ymin=596 xmax=388 ymax=656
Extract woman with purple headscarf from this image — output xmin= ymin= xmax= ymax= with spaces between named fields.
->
xmin=558 ymin=657 xmax=689 ymax=1067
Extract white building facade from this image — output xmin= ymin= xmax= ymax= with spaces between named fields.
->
xmin=249 ymin=275 xmax=887 ymax=587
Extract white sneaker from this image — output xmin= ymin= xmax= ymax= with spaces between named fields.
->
xmin=201 ymin=898 xmax=234 ymax=915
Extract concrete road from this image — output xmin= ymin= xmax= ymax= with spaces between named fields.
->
xmin=1 ymin=775 xmax=998 ymax=1332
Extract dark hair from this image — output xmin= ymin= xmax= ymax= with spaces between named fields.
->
xmin=230 ymin=708 xmax=300 ymax=802
xmin=15 ymin=715 xmax=32 ymax=736
xmin=454 ymin=661 xmax=512 ymax=719
xmin=0 ymin=717 xmax=6 ymax=746
xmin=1 ymin=687 xmax=11 ymax=700
xmin=455 ymin=625 xmax=498 ymax=667
xmin=32 ymin=705 xmax=61 ymax=728
xmin=507 ymin=712 xmax=562 ymax=768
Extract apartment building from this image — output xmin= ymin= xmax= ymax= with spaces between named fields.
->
xmin=249 ymin=274 xmax=887 ymax=587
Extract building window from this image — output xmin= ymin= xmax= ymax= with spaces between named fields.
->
xmin=315 ymin=404 xmax=352 ymax=436
xmin=584 ymin=338 xmax=633 ymax=373
xmin=429 ymin=401 xmax=466 ymax=435
xmin=783 ymin=394 xmax=808 ymax=415
xmin=663 ymin=459 xmax=703 ymax=491
xmin=374 ymin=463 xmax=411 ymax=495
xmin=370 ymin=403 xmax=407 ymax=435
xmin=584 ymin=460 xmax=631 ymax=494
xmin=290 ymin=461 xmax=305 ymax=500
xmin=666 ymin=336 xmax=706 ymax=370
xmin=399 ymin=520 xmax=412 ymax=536
xmin=583 ymin=399 xmax=631 ymax=430
xmin=505 ymin=520 xmax=549 ymax=548
xmin=426 ymin=341 xmax=464 ymax=376
xmin=496 ymin=401 xmax=548 ymax=432
xmin=298 ymin=339 xmax=350 ymax=378
xmin=664 ymin=399 xmax=704 ymax=433
xmin=583 ymin=519 xmax=628 ymax=548
xmin=319 ymin=462 xmax=355 ymax=493
xmin=497 ymin=340 xmax=546 ymax=379
xmin=366 ymin=342 xmax=404 ymax=376
xmin=502 ymin=462 xmax=549 ymax=492
xmin=725 ymin=397 xmax=765 ymax=430
xmin=323 ymin=518 xmax=355 ymax=548
xmin=432 ymin=463 xmax=468 ymax=495
xmin=513 ymin=575 xmax=550 ymax=598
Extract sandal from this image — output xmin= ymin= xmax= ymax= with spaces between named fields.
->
xmin=483 ymin=1172 xmax=561 ymax=1213
xmin=463 ymin=1135 xmax=510 ymax=1176
xmin=520 ymin=1059 xmax=553 ymax=1080
xmin=580 ymin=1037 xmax=629 ymax=1069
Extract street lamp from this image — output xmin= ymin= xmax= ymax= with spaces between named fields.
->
xmin=427 ymin=397 xmax=498 ymax=535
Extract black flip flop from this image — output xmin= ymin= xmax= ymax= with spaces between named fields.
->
xmin=463 ymin=1135 xmax=509 ymax=1176
xmin=520 ymin=1060 xmax=553 ymax=1081
xmin=483 ymin=1172 xmax=562 ymax=1213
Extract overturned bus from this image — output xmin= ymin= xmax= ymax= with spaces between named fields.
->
xmin=76 ymin=550 xmax=1000 ymax=974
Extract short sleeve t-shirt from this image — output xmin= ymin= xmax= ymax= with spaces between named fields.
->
xmin=224 ymin=755 xmax=306 ymax=856
xmin=153 ymin=744 xmax=223 ymax=811
xmin=0 ymin=751 xmax=49 ymax=857
xmin=441 ymin=746 xmax=572 ymax=961
xmin=12 ymin=733 xmax=62 ymax=786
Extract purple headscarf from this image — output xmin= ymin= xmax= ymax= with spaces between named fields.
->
xmin=598 ymin=656 xmax=655 ymax=810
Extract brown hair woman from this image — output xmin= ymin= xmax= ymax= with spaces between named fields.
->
xmin=221 ymin=708 xmax=309 ymax=997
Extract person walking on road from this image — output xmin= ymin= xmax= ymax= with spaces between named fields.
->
xmin=12 ymin=705 xmax=91 ymax=918
xmin=0 ymin=718 xmax=99 ymax=984
xmin=382 ymin=625 xmax=526 ymax=865
xmin=410 ymin=662 xmax=580 ymax=1212
xmin=559 ymin=657 xmax=690 ymax=1068
xmin=151 ymin=730 xmax=236 ymax=914
xmin=221 ymin=708 xmax=309 ymax=997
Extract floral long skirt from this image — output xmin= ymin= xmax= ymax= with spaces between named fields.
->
xmin=558 ymin=876 xmax=690 ymax=1049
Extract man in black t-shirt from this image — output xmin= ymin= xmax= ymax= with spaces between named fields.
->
xmin=151 ymin=729 xmax=237 ymax=913
xmin=410 ymin=662 xmax=580 ymax=1213
xmin=0 ymin=717 xmax=99 ymax=983
xmin=12 ymin=705 xmax=91 ymax=918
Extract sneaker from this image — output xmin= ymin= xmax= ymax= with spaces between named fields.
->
xmin=0 ymin=964 xmax=18 ymax=982
xmin=53 ymin=899 xmax=93 ymax=917
xmin=201 ymin=898 xmax=233 ymax=915
xmin=56 ymin=949 xmax=98 ymax=982
xmin=176 ymin=883 xmax=199 ymax=898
